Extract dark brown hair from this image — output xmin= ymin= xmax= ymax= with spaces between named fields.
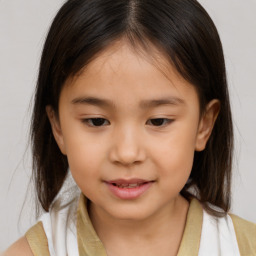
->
xmin=31 ymin=0 xmax=233 ymax=215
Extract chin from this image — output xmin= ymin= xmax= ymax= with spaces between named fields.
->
xmin=106 ymin=204 xmax=156 ymax=222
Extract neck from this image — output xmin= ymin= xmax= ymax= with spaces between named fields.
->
xmin=89 ymin=195 xmax=189 ymax=256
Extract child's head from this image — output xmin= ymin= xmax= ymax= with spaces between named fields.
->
xmin=31 ymin=0 xmax=233 ymax=216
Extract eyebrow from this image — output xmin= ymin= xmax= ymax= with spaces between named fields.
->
xmin=71 ymin=96 xmax=115 ymax=108
xmin=139 ymin=97 xmax=185 ymax=108
xmin=71 ymin=96 xmax=185 ymax=109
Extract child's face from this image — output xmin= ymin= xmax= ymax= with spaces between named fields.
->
xmin=48 ymin=41 xmax=218 ymax=221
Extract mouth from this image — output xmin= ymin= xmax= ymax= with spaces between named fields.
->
xmin=105 ymin=179 xmax=154 ymax=199
xmin=111 ymin=182 xmax=148 ymax=189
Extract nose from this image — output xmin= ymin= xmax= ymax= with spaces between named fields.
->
xmin=109 ymin=126 xmax=146 ymax=166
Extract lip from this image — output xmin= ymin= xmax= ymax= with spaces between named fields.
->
xmin=105 ymin=179 xmax=154 ymax=200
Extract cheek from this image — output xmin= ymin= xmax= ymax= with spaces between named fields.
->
xmin=63 ymin=133 xmax=105 ymax=184
xmin=151 ymin=126 xmax=197 ymax=184
xmin=156 ymin=144 xmax=193 ymax=194
xmin=67 ymin=145 xmax=102 ymax=197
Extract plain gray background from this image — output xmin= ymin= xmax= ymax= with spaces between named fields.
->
xmin=0 ymin=0 xmax=256 ymax=251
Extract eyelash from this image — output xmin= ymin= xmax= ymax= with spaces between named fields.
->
xmin=82 ymin=118 xmax=173 ymax=127
xmin=146 ymin=118 xmax=173 ymax=127
xmin=82 ymin=118 xmax=110 ymax=127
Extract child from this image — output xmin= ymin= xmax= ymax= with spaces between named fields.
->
xmin=4 ymin=0 xmax=256 ymax=255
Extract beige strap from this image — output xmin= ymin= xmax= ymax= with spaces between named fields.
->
xmin=177 ymin=198 xmax=203 ymax=256
xmin=230 ymin=214 xmax=256 ymax=256
xmin=25 ymin=221 xmax=50 ymax=256
xmin=77 ymin=195 xmax=108 ymax=256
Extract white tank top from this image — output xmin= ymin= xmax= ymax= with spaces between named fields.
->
xmin=39 ymin=196 xmax=241 ymax=256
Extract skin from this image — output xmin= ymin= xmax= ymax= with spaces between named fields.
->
xmin=4 ymin=40 xmax=219 ymax=256
xmin=2 ymin=237 xmax=33 ymax=256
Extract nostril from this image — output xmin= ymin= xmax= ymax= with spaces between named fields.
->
xmin=108 ymin=137 xmax=146 ymax=165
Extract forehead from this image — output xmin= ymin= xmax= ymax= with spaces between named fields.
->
xmin=61 ymin=40 xmax=199 ymax=108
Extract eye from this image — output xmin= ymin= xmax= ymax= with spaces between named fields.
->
xmin=146 ymin=118 xmax=173 ymax=127
xmin=82 ymin=118 xmax=110 ymax=127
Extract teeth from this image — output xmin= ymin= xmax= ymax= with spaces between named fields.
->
xmin=116 ymin=183 xmax=140 ymax=188
xmin=128 ymin=183 xmax=139 ymax=188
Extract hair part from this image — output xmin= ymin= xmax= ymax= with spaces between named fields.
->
xmin=31 ymin=0 xmax=233 ymax=216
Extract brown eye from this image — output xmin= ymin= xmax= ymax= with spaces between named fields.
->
xmin=83 ymin=118 xmax=110 ymax=127
xmin=147 ymin=118 xmax=173 ymax=126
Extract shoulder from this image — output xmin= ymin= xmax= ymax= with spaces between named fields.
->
xmin=3 ymin=221 xmax=50 ymax=256
xmin=2 ymin=237 xmax=33 ymax=256
xmin=230 ymin=213 xmax=256 ymax=232
xmin=229 ymin=213 xmax=256 ymax=255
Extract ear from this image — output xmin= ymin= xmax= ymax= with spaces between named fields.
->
xmin=195 ymin=99 xmax=220 ymax=151
xmin=46 ymin=106 xmax=67 ymax=155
